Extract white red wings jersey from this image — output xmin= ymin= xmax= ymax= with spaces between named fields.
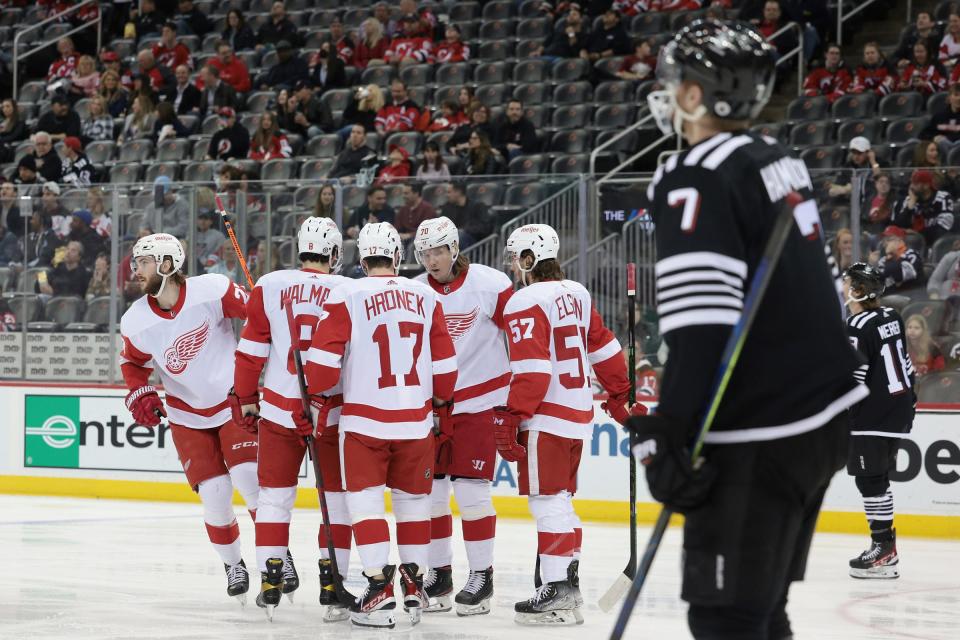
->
xmin=305 ymin=275 xmax=457 ymax=439
xmin=120 ymin=274 xmax=249 ymax=429
xmin=503 ymin=280 xmax=629 ymax=440
xmin=416 ymin=264 xmax=512 ymax=414
xmin=235 ymin=268 xmax=351 ymax=430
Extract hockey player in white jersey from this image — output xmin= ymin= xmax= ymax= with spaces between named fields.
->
xmin=233 ymin=218 xmax=354 ymax=620
xmin=119 ymin=233 xmax=262 ymax=605
xmin=304 ymin=222 xmax=458 ymax=629
xmin=412 ymin=216 xmax=513 ymax=616
xmin=494 ymin=224 xmax=640 ymax=625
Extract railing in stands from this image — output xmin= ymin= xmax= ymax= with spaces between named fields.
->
xmin=12 ymin=0 xmax=102 ymax=101
xmin=461 ymin=233 xmax=500 ymax=269
xmin=771 ymin=21 xmax=806 ymax=96
xmin=560 ymin=233 xmax=626 ymax=335
xmin=836 ymin=0 xmax=887 ymax=46
xmin=499 ymin=176 xmax=589 ymax=270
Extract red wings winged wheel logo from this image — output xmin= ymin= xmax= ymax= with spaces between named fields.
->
xmin=164 ymin=320 xmax=210 ymax=374
xmin=445 ymin=307 xmax=480 ymax=342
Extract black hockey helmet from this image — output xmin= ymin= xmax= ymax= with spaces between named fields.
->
xmin=651 ymin=20 xmax=777 ymax=129
xmin=843 ymin=262 xmax=885 ymax=301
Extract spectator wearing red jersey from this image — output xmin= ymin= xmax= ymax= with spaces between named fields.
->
xmin=434 ymin=24 xmax=470 ymax=63
xmin=850 ymin=42 xmax=896 ymax=96
xmin=136 ymin=49 xmax=174 ymax=93
xmin=651 ymin=0 xmax=703 ymax=10
xmin=905 ymin=315 xmax=945 ymax=377
xmin=422 ymin=100 xmax=469 ymax=132
xmin=898 ymin=41 xmax=947 ymax=95
xmin=210 ymin=41 xmax=251 ymax=94
xmin=375 ymin=79 xmax=421 ymax=134
xmin=803 ymin=44 xmax=851 ymax=103
xmin=389 ymin=0 xmax=435 ymax=38
xmin=326 ymin=17 xmax=356 ymax=65
xmin=153 ymin=22 xmax=192 ymax=71
xmin=248 ymin=111 xmax=292 ymax=161
xmin=47 ymin=37 xmax=77 ymax=82
xmin=376 ymin=145 xmax=412 ymax=185
xmin=940 ymin=13 xmax=960 ymax=67
xmin=616 ymin=38 xmax=657 ymax=81
xmin=611 ymin=0 xmax=650 ymax=18
xmin=386 ymin=16 xmax=433 ymax=65
xmin=355 ymin=17 xmax=390 ymax=69
xmin=752 ymin=1 xmax=798 ymax=60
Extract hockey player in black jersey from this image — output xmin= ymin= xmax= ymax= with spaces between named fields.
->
xmin=626 ymin=20 xmax=867 ymax=639
xmin=842 ymin=263 xmax=915 ymax=579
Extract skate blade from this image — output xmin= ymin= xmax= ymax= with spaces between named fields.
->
xmin=284 ymin=591 xmax=296 ymax=604
xmin=350 ymin=610 xmax=396 ymax=629
xmin=850 ymin=565 xmax=900 ymax=579
xmin=232 ymin=593 xmax=248 ymax=607
xmin=404 ymin=605 xmax=422 ymax=627
xmin=424 ymin=595 xmax=452 ymax=613
xmin=322 ymin=606 xmax=351 ymax=623
xmin=514 ymin=609 xmax=581 ymax=626
xmin=455 ymin=598 xmax=491 ymax=616
xmin=263 ymin=604 xmax=276 ymax=621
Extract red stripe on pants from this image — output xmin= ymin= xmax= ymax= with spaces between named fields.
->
xmin=206 ymin=520 xmax=240 ymax=545
xmin=319 ymin=524 xmax=353 ymax=549
xmin=397 ymin=520 xmax=431 ymax=546
xmin=353 ymin=519 xmax=390 ymax=546
xmin=538 ymin=531 xmax=575 ymax=557
xmin=431 ymin=515 xmax=453 ymax=540
xmin=574 ymin=527 xmax=582 ymax=552
xmin=463 ymin=515 xmax=496 ymax=541
xmin=256 ymin=522 xmax=290 ymax=547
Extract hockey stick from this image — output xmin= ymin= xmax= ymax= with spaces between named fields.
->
xmin=598 ymin=263 xmax=638 ymax=612
xmin=283 ymin=299 xmax=353 ymax=607
xmin=215 ymin=193 xmax=255 ymax=289
xmin=609 ymin=192 xmax=805 ymax=640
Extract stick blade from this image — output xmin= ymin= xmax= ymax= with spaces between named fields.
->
xmin=598 ymin=572 xmax=633 ymax=613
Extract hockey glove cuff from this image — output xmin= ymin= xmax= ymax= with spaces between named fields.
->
xmin=625 ymin=414 xmax=717 ymax=513
xmin=228 ymin=389 xmax=260 ymax=433
xmin=292 ymin=396 xmax=330 ymax=442
xmin=601 ymin=394 xmax=648 ymax=426
xmin=125 ymin=385 xmax=166 ymax=427
xmin=492 ymin=406 xmax=526 ymax=462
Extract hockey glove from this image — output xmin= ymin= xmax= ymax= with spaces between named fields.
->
xmin=625 ymin=414 xmax=717 ymax=513
xmin=125 ymin=385 xmax=166 ymax=427
xmin=492 ymin=407 xmax=526 ymax=462
xmin=228 ymin=390 xmax=261 ymax=433
xmin=601 ymin=394 xmax=648 ymax=426
xmin=292 ymin=396 xmax=330 ymax=443
xmin=433 ymin=401 xmax=455 ymax=467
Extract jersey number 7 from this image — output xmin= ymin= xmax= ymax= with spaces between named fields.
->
xmin=373 ymin=322 xmax=425 ymax=389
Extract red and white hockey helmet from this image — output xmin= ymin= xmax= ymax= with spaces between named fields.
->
xmin=504 ymin=224 xmax=560 ymax=269
xmin=298 ymin=216 xmax=342 ymax=271
xmin=413 ymin=216 xmax=459 ymax=265
xmin=357 ymin=222 xmax=402 ymax=271
xmin=132 ymin=233 xmax=185 ymax=297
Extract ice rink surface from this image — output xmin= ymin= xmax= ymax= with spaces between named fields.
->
xmin=0 ymin=495 xmax=957 ymax=640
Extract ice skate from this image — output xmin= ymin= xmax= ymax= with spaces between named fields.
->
xmin=223 ymin=559 xmax=249 ymax=606
xmin=398 ymin=562 xmax=427 ymax=626
xmin=567 ymin=560 xmax=584 ymax=609
xmin=850 ymin=529 xmax=899 ymax=579
xmin=514 ymin=580 xmax=583 ymax=626
xmin=455 ymin=567 xmax=493 ymax=616
xmin=350 ymin=565 xmax=397 ymax=629
xmin=256 ymin=557 xmax=284 ymax=621
xmin=318 ymin=558 xmax=355 ymax=623
xmin=422 ymin=565 xmax=453 ymax=613
xmin=281 ymin=550 xmax=299 ymax=602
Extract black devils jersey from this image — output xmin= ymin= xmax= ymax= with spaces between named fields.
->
xmin=847 ymin=307 xmax=916 ymax=435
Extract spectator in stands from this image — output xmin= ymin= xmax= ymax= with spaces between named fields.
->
xmin=941 ymin=13 xmax=960 ymax=68
xmin=248 ymin=111 xmax=292 ymax=160
xmin=533 ymin=5 xmax=589 ymax=59
xmin=143 ymin=176 xmax=189 ymax=237
xmin=341 ymin=85 xmax=384 ymax=140
xmin=117 ymin=93 xmax=156 ymax=143
xmin=258 ymin=40 xmax=309 ymax=91
xmin=829 ymin=136 xmax=883 ymax=201
xmin=435 ymin=24 xmax=470 ymax=63
xmin=897 ymin=41 xmax=947 ymax=96
xmin=581 ymin=9 xmax=631 ymax=63
xmin=216 ymin=163 xmax=266 ymax=214
xmin=391 ymin=0 xmax=435 ymax=39
xmin=0 ymin=98 xmax=27 ymax=163
xmin=752 ymin=1 xmax=798 ymax=60
xmin=86 ymin=186 xmax=111 ymax=238
xmin=36 ymin=94 xmax=81 ymax=142
xmin=326 ymin=17 xmax=355 ymax=65
xmin=208 ymin=108 xmax=248 ymax=162
xmin=68 ymin=55 xmax=100 ymax=101
xmin=905 ymin=315 xmax=945 ymax=376
xmin=865 ymin=173 xmax=895 ymax=233
xmin=314 ymin=184 xmax=336 ymax=218
xmin=47 ymin=37 xmax=78 ymax=83
xmin=211 ymin=42 xmax=251 ymax=94
xmin=458 ymin=87 xmax=476 ymax=112
xmin=14 ymin=156 xmax=41 ymax=194
xmin=355 ymin=18 xmax=390 ymax=70
xmin=893 ymin=170 xmax=955 ymax=246
xmin=26 ymin=210 xmax=61 ymax=268
xmin=423 ymin=100 xmax=469 ymax=132
xmin=154 ymin=22 xmax=192 ymax=71
xmin=41 ymin=182 xmax=70 ymax=238
xmin=80 ymin=96 xmax=114 ymax=143
xmin=60 ymin=136 xmax=94 ymax=188
xmin=465 ymin=131 xmax=499 ymax=175
xmin=394 ymin=181 xmax=436 ymax=241
xmin=152 ymin=101 xmax=188 ymax=143
xmin=927 ymin=246 xmax=960 ymax=299
xmin=67 ymin=210 xmax=105 ymax=268
xmin=36 ymin=240 xmax=89 ymax=297
xmin=130 ymin=0 xmax=163 ymax=43
xmin=0 ymin=298 xmax=14 ymax=330
xmin=223 ymin=9 xmax=256 ymax=52
xmin=874 ymin=225 xmax=924 ymax=293
xmin=492 ymin=99 xmax=538 ymax=161
xmin=99 ymin=69 xmax=129 ymax=118
xmin=376 ymin=145 xmax=412 ymax=184
xmin=29 ymin=132 xmax=62 ymax=183
xmin=256 ymin=2 xmax=301 ymax=53
xmin=440 ymin=181 xmax=492 ymax=248
xmin=288 ymin=81 xmax=334 ymax=137
xmin=0 ymin=181 xmax=22 ymax=239
xmin=831 ymin=228 xmax=855 ymax=273
xmin=922 ymin=83 xmax=960 ymax=159
xmin=175 ymin=0 xmax=212 ymax=36
xmin=895 ymin=11 xmax=940 ymax=67
xmin=616 ymin=38 xmax=657 ymax=81
xmin=850 ymin=42 xmax=896 ymax=96
xmin=329 ymin=124 xmax=375 ymax=180
xmin=195 ymin=210 xmax=225 ymax=263
xmin=911 ymin=140 xmax=958 ymax=194
xmin=162 ymin=65 xmax=201 ymax=115
xmin=446 ymin=103 xmax=493 ymax=155
xmin=136 ymin=50 xmax=174 ymax=94
xmin=310 ymin=41 xmax=347 ymax=92
xmin=198 ymin=65 xmax=238 ymax=116
xmin=86 ymin=252 xmax=111 ymax=299
xmin=803 ymin=44 xmax=851 ymax=103
xmin=375 ymin=80 xmax=420 ymax=134
xmin=416 ymin=141 xmax=450 ymax=181
xmin=346 ymin=185 xmax=395 ymax=239
xmin=386 ymin=16 xmax=433 ymax=65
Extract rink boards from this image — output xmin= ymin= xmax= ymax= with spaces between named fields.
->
xmin=0 ymin=382 xmax=958 ymax=538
